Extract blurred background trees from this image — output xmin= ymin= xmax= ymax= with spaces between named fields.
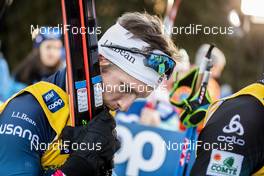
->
xmin=0 ymin=0 xmax=263 ymax=91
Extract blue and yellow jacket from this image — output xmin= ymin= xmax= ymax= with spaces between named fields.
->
xmin=0 ymin=69 xmax=72 ymax=175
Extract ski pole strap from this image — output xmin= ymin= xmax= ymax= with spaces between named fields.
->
xmin=179 ymin=87 xmax=211 ymax=128
xmin=170 ymin=68 xmax=199 ymax=107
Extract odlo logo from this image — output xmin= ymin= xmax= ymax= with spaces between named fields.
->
xmin=206 ymin=150 xmax=244 ymax=176
xmin=223 ymin=114 xmax=244 ymax=136
xmin=217 ymin=114 xmax=245 ymax=146
xmin=42 ymin=90 xmax=65 ymax=113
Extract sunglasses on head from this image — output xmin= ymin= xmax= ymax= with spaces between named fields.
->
xmin=100 ymin=44 xmax=176 ymax=79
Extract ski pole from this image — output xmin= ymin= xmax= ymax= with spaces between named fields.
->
xmin=164 ymin=0 xmax=182 ymax=37
xmin=178 ymin=44 xmax=215 ymax=176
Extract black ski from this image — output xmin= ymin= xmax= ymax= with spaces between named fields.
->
xmin=61 ymin=0 xmax=103 ymax=126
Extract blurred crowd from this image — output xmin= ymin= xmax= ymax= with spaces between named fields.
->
xmin=0 ymin=27 xmax=65 ymax=104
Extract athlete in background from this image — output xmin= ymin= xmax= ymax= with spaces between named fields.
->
xmin=191 ymin=76 xmax=264 ymax=176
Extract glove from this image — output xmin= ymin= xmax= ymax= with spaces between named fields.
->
xmin=60 ymin=108 xmax=120 ymax=176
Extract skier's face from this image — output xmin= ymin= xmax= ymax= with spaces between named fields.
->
xmin=100 ymin=56 xmax=153 ymax=111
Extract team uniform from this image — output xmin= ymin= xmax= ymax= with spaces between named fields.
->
xmin=0 ymin=69 xmax=72 ymax=175
xmin=191 ymin=82 xmax=264 ymax=176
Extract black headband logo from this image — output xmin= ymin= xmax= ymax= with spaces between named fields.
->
xmin=103 ymin=40 xmax=136 ymax=64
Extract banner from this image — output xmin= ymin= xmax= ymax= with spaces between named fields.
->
xmin=114 ymin=121 xmax=196 ymax=176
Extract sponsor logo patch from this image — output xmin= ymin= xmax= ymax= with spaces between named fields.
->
xmin=206 ymin=150 xmax=244 ymax=176
xmin=217 ymin=114 xmax=245 ymax=146
xmin=223 ymin=114 xmax=244 ymax=136
xmin=42 ymin=90 xmax=65 ymax=113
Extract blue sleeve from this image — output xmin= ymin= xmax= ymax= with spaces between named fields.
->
xmin=0 ymin=93 xmax=56 ymax=176
xmin=43 ymin=68 xmax=66 ymax=92
xmin=0 ymin=58 xmax=11 ymax=102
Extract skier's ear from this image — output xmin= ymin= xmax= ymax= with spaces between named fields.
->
xmin=99 ymin=54 xmax=111 ymax=66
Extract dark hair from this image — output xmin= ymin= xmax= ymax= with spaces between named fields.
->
xmin=101 ymin=12 xmax=180 ymax=73
xmin=13 ymin=48 xmax=61 ymax=85
xmin=117 ymin=12 xmax=180 ymax=61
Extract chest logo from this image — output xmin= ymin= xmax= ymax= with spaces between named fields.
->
xmin=42 ymin=90 xmax=65 ymax=113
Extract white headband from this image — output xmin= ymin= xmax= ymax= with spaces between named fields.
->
xmin=98 ymin=23 xmax=165 ymax=87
